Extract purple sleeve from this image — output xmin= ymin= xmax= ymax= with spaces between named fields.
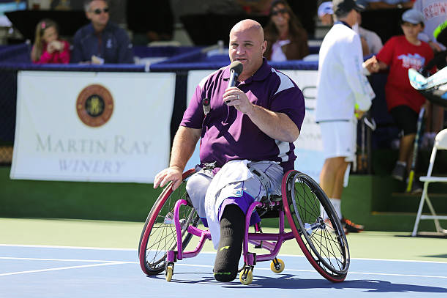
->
xmin=270 ymin=87 xmax=306 ymax=131
xmin=180 ymin=83 xmax=205 ymax=129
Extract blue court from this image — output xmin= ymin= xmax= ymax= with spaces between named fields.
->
xmin=1 ymin=244 xmax=446 ymax=298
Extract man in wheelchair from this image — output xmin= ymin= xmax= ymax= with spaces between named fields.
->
xmin=154 ymin=19 xmax=305 ymax=282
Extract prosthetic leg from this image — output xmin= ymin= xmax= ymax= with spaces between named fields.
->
xmin=213 ymin=204 xmax=245 ymax=282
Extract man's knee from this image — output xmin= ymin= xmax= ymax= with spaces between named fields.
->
xmin=324 ymin=157 xmax=347 ymax=173
xmin=186 ymin=173 xmax=210 ymax=217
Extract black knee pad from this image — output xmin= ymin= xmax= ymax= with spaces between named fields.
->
xmin=213 ymin=205 xmax=245 ymax=282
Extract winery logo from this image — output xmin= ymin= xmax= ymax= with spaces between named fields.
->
xmin=76 ymin=84 xmax=113 ymax=127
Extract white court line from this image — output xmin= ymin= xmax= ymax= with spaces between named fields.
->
xmin=0 ymin=244 xmax=136 ymax=251
xmin=1 ymin=255 xmax=446 ymax=280
xmin=1 ymin=244 xmax=446 ymax=265
xmin=173 ymin=264 xmax=447 ymax=280
xmin=1 ymin=244 xmax=447 ymax=280
xmin=347 ymin=271 xmax=447 ymax=280
xmin=0 ymin=256 xmax=137 ymax=264
xmin=0 ymin=262 xmax=127 ymax=277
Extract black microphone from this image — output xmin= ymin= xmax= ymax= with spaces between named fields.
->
xmin=228 ymin=61 xmax=243 ymax=87
xmin=226 ymin=61 xmax=243 ymax=103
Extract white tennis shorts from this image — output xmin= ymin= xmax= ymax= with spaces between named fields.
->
xmin=319 ymin=119 xmax=357 ymax=162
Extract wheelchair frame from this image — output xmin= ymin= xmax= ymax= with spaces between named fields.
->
xmin=138 ymin=169 xmax=350 ymax=285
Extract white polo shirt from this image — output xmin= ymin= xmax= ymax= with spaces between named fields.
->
xmin=316 ymin=22 xmax=375 ymax=123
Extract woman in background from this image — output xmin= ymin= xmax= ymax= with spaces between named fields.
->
xmin=31 ymin=19 xmax=70 ymax=64
xmin=263 ymin=0 xmax=309 ymax=61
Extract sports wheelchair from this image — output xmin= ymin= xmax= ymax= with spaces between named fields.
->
xmin=138 ymin=169 xmax=350 ymax=285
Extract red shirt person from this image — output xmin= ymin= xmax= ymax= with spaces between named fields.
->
xmin=367 ymin=9 xmax=435 ymax=188
xmin=377 ymin=35 xmax=433 ymax=113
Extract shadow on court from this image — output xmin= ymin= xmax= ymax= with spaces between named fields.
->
xmin=158 ymin=272 xmax=447 ymax=294
xmin=225 ymin=276 xmax=447 ymax=293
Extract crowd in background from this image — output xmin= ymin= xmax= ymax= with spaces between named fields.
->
xmin=7 ymin=0 xmax=447 ymax=230
xmin=25 ymin=0 xmax=447 ymax=170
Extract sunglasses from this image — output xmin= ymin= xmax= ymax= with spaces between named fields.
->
xmin=271 ymin=8 xmax=287 ymax=16
xmin=92 ymin=7 xmax=109 ymax=15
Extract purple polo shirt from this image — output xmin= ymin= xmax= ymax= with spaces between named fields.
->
xmin=180 ymin=59 xmax=305 ymax=172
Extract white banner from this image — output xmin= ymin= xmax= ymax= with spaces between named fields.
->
xmin=283 ymin=70 xmax=324 ymax=182
xmin=186 ymin=69 xmax=324 ymax=182
xmin=11 ymin=71 xmax=176 ymax=183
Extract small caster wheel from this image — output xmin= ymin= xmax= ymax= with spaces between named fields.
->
xmin=270 ymin=258 xmax=285 ymax=273
xmin=165 ymin=263 xmax=174 ymax=282
xmin=239 ymin=268 xmax=253 ymax=285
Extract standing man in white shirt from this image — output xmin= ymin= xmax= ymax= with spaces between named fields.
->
xmin=316 ymin=0 xmax=377 ymax=232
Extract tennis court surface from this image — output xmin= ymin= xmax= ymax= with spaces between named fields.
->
xmin=1 ymin=218 xmax=446 ymax=298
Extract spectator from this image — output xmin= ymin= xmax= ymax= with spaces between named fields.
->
xmin=264 ymin=0 xmax=309 ymax=61
xmin=357 ymin=0 xmax=414 ymax=9
xmin=154 ymin=19 xmax=305 ymax=282
xmin=431 ymin=20 xmax=447 ymax=69
xmin=288 ymin=0 xmax=318 ymax=37
xmin=414 ymin=0 xmax=447 ymax=140
xmin=318 ymin=1 xmax=334 ymax=25
xmin=413 ymin=0 xmax=447 ymax=51
xmin=71 ymin=0 xmax=133 ymax=64
xmin=366 ymin=9 xmax=434 ymax=191
xmin=316 ymin=0 xmax=376 ymax=233
xmin=31 ymin=19 xmax=70 ymax=64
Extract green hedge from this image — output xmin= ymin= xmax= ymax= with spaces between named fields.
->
xmin=1 ymin=166 xmax=446 ymax=232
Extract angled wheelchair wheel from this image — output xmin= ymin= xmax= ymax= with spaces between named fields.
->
xmin=138 ymin=169 xmax=199 ymax=275
xmin=282 ymin=170 xmax=350 ymax=282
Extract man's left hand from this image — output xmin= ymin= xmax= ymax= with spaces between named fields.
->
xmin=223 ymin=87 xmax=254 ymax=114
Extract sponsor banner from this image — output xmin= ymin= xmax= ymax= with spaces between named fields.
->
xmin=11 ymin=71 xmax=176 ymax=183
xmin=186 ymin=69 xmax=324 ymax=182
xmin=283 ymin=70 xmax=324 ymax=182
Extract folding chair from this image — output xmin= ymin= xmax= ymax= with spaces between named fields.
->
xmin=412 ymin=129 xmax=447 ymax=236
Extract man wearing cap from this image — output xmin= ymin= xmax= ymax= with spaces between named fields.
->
xmin=316 ymin=0 xmax=376 ymax=233
xmin=71 ymin=0 xmax=133 ymax=64
xmin=318 ymin=1 xmax=383 ymax=54
xmin=367 ymin=9 xmax=434 ymax=191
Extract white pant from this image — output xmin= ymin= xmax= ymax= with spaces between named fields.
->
xmin=319 ymin=119 xmax=357 ymax=162
xmin=186 ymin=161 xmax=283 ymax=219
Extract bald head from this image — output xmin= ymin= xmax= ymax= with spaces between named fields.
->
xmin=228 ymin=19 xmax=266 ymax=81
xmin=230 ymin=19 xmax=264 ymax=42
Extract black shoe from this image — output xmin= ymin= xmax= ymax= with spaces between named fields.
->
xmin=341 ymin=218 xmax=364 ymax=233
xmin=410 ymin=179 xmax=423 ymax=193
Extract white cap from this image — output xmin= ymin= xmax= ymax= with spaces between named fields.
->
xmin=402 ymin=9 xmax=425 ymax=25
xmin=318 ymin=2 xmax=333 ymax=17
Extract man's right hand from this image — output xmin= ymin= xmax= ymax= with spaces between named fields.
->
xmin=153 ymin=167 xmax=183 ymax=190
xmin=355 ymin=109 xmax=365 ymax=119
